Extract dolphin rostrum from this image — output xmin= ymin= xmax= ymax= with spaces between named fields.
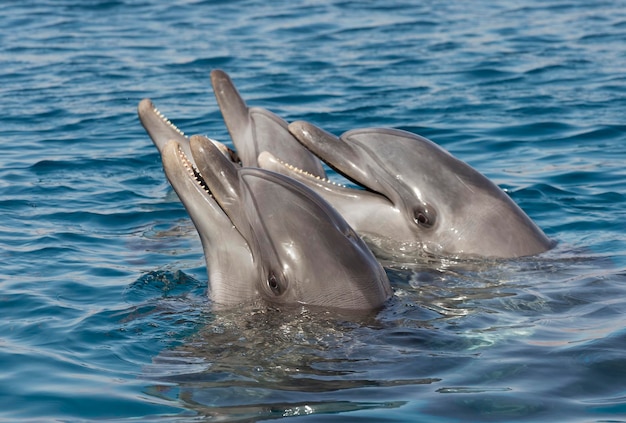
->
xmin=137 ymin=71 xmax=324 ymax=177
xmin=144 ymin=128 xmax=391 ymax=311
xmin=260 ymin=122 xmax=554 ymax=260
xmin=210 ymin=69 xmax=326 ymax=177
xmin=137 ymin=98 xmax=239 ymax=166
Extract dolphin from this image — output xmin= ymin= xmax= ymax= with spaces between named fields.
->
xmin=148 ymin=132 xmax=391 ymax=311
xmin=259 ymin=121 xmax=554 ymax=260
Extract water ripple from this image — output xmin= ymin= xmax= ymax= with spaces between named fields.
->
xmin=1 ymin=0 xmax=625 ymax=421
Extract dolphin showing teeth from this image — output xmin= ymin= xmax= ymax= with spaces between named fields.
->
xmin=262 ymin=121 xmax=554 ymax=259
xmin=143 ymin=121 xmax=391 ymax=311
xmin=210 ymin=69 xmax=326 ymax=178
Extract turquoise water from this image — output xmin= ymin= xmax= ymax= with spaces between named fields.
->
xmin=1 ymin=0 xmax=625 ymax=421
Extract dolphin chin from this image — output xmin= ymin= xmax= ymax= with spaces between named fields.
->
xmin=261 ymin=121 xmax=554 ymax=260
xmin=150 ymin=132 xmax=391 ymax=312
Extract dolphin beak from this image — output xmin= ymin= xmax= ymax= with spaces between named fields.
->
xmin=139 ymin=98 xmax=240 ymax=166
xmin=138 ymin=98 xmax=189 ymax=156
xmin=210 ymin=70 xmax=327 ymax=177
xmin=288 ymin=120 xmax=374 ymax=190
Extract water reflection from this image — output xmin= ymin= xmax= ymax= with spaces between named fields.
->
xmin=142 ymin=305 xmax=417 ymax=420
xmin=134 ymin=249 xmax=617 ymax=421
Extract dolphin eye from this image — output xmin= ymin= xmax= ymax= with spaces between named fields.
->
xmin=413 ymin=207 xmax=433 ymax=228
xmin=267 ymin=272 xmax=282 ymax=295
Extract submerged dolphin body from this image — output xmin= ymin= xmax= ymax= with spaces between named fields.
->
xmin=143 ymin=128 xmax=391 ymax=311
xmin=261 ymin=122 xmax=554 ymax=259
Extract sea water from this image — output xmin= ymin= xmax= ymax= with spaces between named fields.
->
xmin=1 ymin=0 xmax=625 ymax=421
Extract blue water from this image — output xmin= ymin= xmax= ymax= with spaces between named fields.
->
xmin=1 ymin=0 xmax=625 ymax=421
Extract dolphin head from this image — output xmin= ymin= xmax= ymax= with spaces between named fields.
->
xmin=154 ymin=133 xmax=391 ymax=311
xmin=261 ymin=121 xmax=553 ymax=259
xmin=210 ymin=69 xmax=327 ymax=178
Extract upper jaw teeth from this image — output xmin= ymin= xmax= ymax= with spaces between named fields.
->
xmin=152 ymin=104 xmax=186 ymax=137
xmin=275 ymin=157 xmax=344 ymax=187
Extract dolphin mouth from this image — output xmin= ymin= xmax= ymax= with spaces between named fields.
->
xmin=169 ymin=138 xmax=238 ymax=225
xmin=137 ymin=99 xmax=187 ymax=149
xmin=143 ymin=99 xmax=357 ymax=198
xmin=175 ymin=143 xmax=213 ymax=197
xmin=258 ymin=150 xmax=394 ymax=209
xmin=145 ymin=101 xmax=187 ymax=138
xmin=164 ymin=137 xmax=258 ymax=260
xmin=258 ymin=152 xmax=346 ymax=188
xmin=139 ymin=98 xmax=241 ymax=165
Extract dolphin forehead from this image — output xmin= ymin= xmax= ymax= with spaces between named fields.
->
xmin=238 ymin=167 xmax=353 ymax=270
xmin=342 ymin=128 xmax=483 ymax=189
xmin=239 ymin=168 xmax=349 ymax=235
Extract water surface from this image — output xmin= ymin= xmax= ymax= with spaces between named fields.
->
xmin=1 ymin=0 xmax=625 ymax=421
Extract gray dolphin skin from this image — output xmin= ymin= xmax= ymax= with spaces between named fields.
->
xmin=260 ymin=122 xmax=554 ymax=259
xmin=210 ymin=69 xmax=327 ymax=178
xmin=147 ymin=130 xmax=391 ymax=311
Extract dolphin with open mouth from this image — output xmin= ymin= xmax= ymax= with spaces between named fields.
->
xmin=261 ymin=122 xmax=554 ymax=260
xmin=144 ymin=130 xmax=391 ymax=311
xmin=210 ymin=69 xmax=326 ymax=177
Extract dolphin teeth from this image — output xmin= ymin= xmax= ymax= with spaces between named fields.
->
xmin=151 ymin=104 xmax=186 ymax=137
xmin=274 ymin=157 xmax=345 ymax=188
xmin=176 ymin=145 xmax=212 ymax=196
